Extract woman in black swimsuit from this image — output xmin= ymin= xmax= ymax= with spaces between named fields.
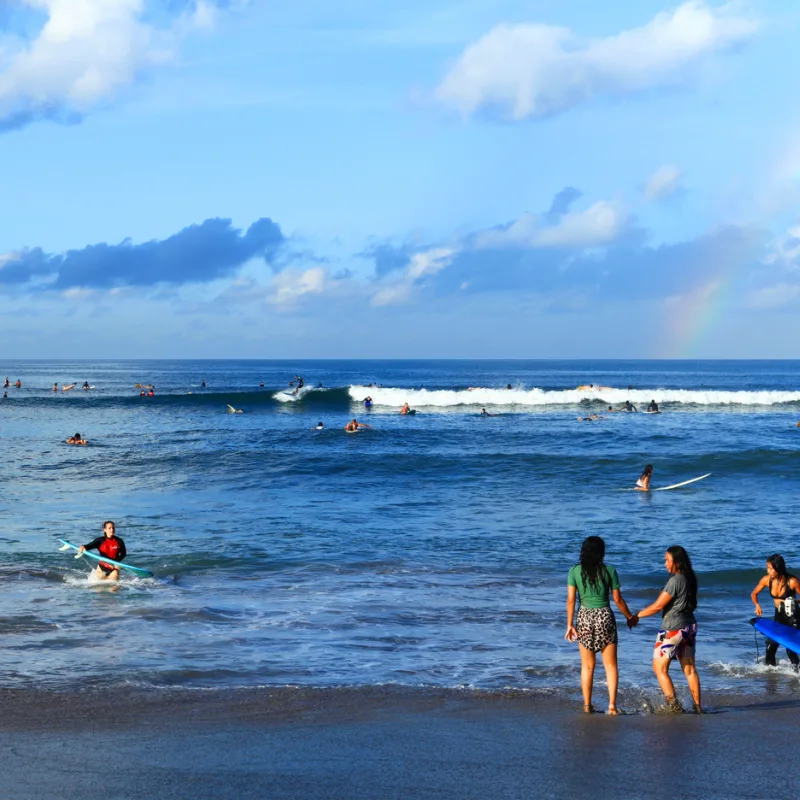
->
xmin=750 ymin=554 xmax=800 ymax=667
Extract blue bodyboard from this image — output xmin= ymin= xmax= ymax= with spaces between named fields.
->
xmin=750 ymin=617 xmax=800 ymax=653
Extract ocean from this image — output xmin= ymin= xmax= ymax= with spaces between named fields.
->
xmin=1 ymin=359 xmax=799 ymax=705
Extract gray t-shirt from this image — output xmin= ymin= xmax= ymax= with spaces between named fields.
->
xmin=661 ymin=573 xmax=696 ymax=630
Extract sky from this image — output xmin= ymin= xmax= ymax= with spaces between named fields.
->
xmin=1 ymin=0 xmax=800 ymax=359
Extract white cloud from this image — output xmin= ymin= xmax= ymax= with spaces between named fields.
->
xmin=267 ymin=267 xmax=330 ymax=306
xmin=0 ymin=1 xmax=221 ymax=128
xmin=477 ymin=202 xmax=625 ymax=248
xmin=435 ymin=1 xmax=759 ymax=120
xmin=644 ymin=164 xmax=683 ymax=200
xmin=747 ymin=283 xmax=800 ymax=310
xmin=370 ymin=246 xmax=455 ymax=306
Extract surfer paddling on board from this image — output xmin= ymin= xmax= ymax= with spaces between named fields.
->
xmin=78 ymin=521 xmax=126 ymax=582
xmin=635 ymin=464 xmax=653 ymax=491
xmin=66 ymin=432 xmax=87 ymax=446
xmin=750 ymin=554 xmax=800 ymax=668
xmin=399 ymin=403 xmax=412 ymax=415
xmin=345 ymin=419 xmax=371 ymax=432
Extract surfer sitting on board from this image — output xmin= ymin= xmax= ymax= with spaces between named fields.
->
xmin=621 ymin=400 xmax=637 ymax=412
xmin=345 ymin=419 xmax=371 ymax=432
xmin=635 ymin=464 xmax=653 ymax=491
xmin=66 ymin=432 xmax=87 ymax=446
xmin=400 ymin=403 xmax=412 ymax=415
xmin=647 ymin=400 xmax=659 ymax=413
xmin=78 ymin=521 xmax=126 ymax=582
xmin=750 ymin=554 xmax=800 ymax=668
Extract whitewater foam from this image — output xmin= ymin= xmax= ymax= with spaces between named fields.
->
xmin=348 ymin=385 xmax=800 ymax=408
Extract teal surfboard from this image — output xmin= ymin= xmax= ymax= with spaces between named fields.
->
xmin=58 ymin=539 xmax=153 ymax=577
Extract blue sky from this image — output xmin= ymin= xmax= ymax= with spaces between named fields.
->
xmin=1 ymin=0 xmax=800 ymax=358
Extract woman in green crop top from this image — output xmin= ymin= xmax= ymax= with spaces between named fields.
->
xmin=566 ymin=536 xmax=636 ymax=714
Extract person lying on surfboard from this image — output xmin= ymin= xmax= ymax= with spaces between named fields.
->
xmin=78 ymin=521 xmax=126 ymax=581
xmin=635 ymin=464 xmax=653 ymax=491
xmin=345 ymin=419 xmax=371 ymax=432
xmin=66 ymin=432 xmax=87 ymax=445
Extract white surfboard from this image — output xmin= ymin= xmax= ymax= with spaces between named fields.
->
xmin=653 ymin=473 xmax=711 ymax=491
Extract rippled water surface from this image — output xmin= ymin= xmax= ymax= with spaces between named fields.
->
xmin=1 ymin=359 xmax=799 ymax=695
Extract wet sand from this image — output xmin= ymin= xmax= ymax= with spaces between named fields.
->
xmin=2 ymin=686 xmax=799 ymax=799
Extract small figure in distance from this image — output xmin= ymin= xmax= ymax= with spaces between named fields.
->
xmin=259 ymin=382 xmax=265 ymax=388
xmin=647 ymin=399 xmax=659 ymax=413
xmin=480 ymin=408 xmax=494 ymax=416
xmin=2 ymin=391 xmax=6 ymax=399
xmin=621 ymin=399 xmax=637 ymax=412
xmin=317 ymin=381 xmax=323 ymax=388
xmin=363 ymin=396 xmax=373 ymax=409
xmin=635 ymin=464 xmax=653 ymax=492
xmin=78 ymin=520 xmax=126 ymax=582
xmin=62 ymin=383 xmax=76 ymax=391
xmin=345 ymin=419 xmax=372 ymax=432
xmin=66 ymin=432 xmax=87 ymax=446
xmin=82 ymin=381 xmax=90 ymax=390
xmin=201 ymin=380 xmax=206 ymax=388
xmin=15 ymin=379 xmax=21 ymax=388
xmin=750 ymin=554 xmax=800 ymax=668
xmin=147 ymin=388 xmax=155 ymax=397
xmin=226 ymin=404 xmax=243 ymax=414
xmin=3 ymin=377 xmax=8 ymax=388
xmin=311 ymin=421 xmax=324 ymax=430
xmin=606 ymin=405 xmax=619 ymax=413
xmin=140 ymin=390 xmax=146 ymax=396
xmin=506 ymin=383 xmax=513 ymax=390
xmin=400 ymin=402 xmax=412 ymax=415
xmin=53 ymin=383 xmax=58 ymax=392
xmin=290 ymin=375 xmax=304 ymax=395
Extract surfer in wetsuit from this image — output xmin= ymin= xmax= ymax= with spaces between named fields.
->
xmin=635 ymin=464 xmax=653 ymax=492
xmin=622 ymin=400 xmax=637 ymax=412
xmin=647 ymin=400 xmax=659 ymax=413
xmin=78 ymin=521 xmax=126 ymax=581
xmin=363 ymin=396 xmax=373 ymax=408
xmin=750 ymin=554 xmax=800 ymax=667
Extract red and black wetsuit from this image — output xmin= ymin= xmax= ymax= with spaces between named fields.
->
xmin=82 ymin=535 xmax=127 ymax=574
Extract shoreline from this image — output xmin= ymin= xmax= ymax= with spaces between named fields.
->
xmin=3 ymin=686 xmax=799 ymax=799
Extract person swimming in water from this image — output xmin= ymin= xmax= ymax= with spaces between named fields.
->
xmin=345 ymin=419 xmax=372 ymax=432
xmin=83 ymin=381 xmax=90 ymax=390
xmin=621 ymin=400 xmax=637 ymax=412
xmin=66 ymin=432 xmax=87 ymax=445
xmin=635 ymin=464 xmax=653 ymax=491
xmin=480 ymin=408 xmax=494 ymax=417
xmin=312 ymin=421 xmax=324 ymax=430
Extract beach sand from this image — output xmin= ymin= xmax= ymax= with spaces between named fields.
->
xmin=2 ymin=686 xmax=799 ymax=799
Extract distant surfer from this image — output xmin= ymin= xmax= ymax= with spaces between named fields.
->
xmin=621 ymin=400 xmax=637 ymax=412
xmin=201 ymin=380 xmax=206 ymax=388
xmin=606 ymin=406 xmax=619 ymax=413
xmin=750 ymin=554 xmax=800 ymax=668
xmin=62 ymin=383 xmax=76 ymax=391
xmin=66 ymin=432 xmax=87 ymax=446
xmin=226 ymin=404 xmax=242 ymax=414
xmin=480 ymin=408 xmax=494 ymax=417
xmin=635 ymin=464 xmax=653 ymax=492
xmin=363 ymin=396 xmax=373 ymax=409
xmin=78 ymin=521 xmax=126 ymax=582
xmin=629 ymin=546 xmax=701 ymax=714
xmin=83 ymin=381 xmax=90 ymax=390
xmin=647 ymin=400 xmax=659 ymax=413
xmin=53 ymin=383 xmax=58 ymax=392
xmin=15 ymin=379 xmax=21 ymax=388
xmin=311 ymin=421 xmax=324 ymax=430
xmin=147 ymin=388 xmax=155 ymax=397
xmin=506 ymin=383 xmax=512 ymax=390
xmin=400 ymin=402 xmax=412 ymax=415
xmin=3 ymin=377 xmax=8 ymax=388
xmin=345 ymin=419 xmax=371 ymax=433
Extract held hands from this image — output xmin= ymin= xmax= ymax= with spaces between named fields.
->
xmin=626 ymin=614 xmax=639 ymax=630
xmin=565 ymin=625 xmax=578 ymax=642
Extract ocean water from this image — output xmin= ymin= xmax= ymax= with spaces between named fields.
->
xmin=1 ymin=359 xmax=799 ymax=699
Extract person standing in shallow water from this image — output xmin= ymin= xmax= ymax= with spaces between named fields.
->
xmin=630 ymin=545 xmax=701 ymax=713
xmin=78 ymin=521 xmax=126 ymax=581
xmin=750 ymin=554 xmax=800 ymax=668
xmin=565 ymin=536 xmax=636 ymax=715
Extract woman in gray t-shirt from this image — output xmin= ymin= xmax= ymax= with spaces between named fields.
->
xmin=631 ymin=546 xmax=701 ymax=713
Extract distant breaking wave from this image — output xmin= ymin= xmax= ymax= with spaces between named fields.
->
xmin=347 ymin=385 xmax=800 ymax=408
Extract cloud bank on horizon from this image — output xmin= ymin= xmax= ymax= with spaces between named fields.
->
xmin=2 ymin=0 xmax=799 ymax=358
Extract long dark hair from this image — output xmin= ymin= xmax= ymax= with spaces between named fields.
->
xmin=667 ymin=545 xmax=697 ymax=610
xmin=767 ymin=554 xmax=795 ymax=589
xmin=579 ymin=536 xmax=608 ymax=592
